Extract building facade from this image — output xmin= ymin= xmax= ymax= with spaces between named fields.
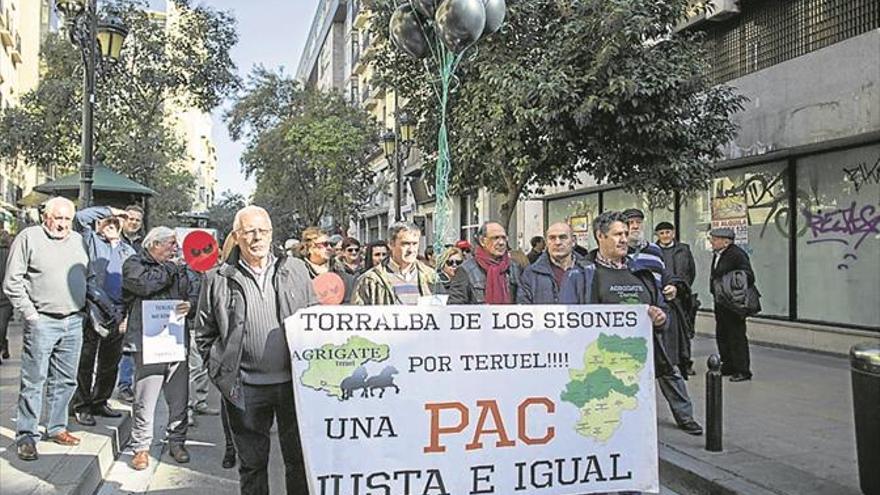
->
xmin=541 ymin=0 xmax=879 ymax=336
xmin=0 ymin=0 xmax=49 ymax=230
xmin=298 ymin=0 xmax=528 ymax=250
xmin=155 ymin=2 xmax=218 ymax=213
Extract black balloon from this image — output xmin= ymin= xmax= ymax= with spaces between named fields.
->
xmin=482 ymin=0 xmax=505 ymax=35
xmin=434 ymin=0 xmax=486 ymax=52
xmin=390 ymin=5 xmax=431 ymax=59
xmin=411 ymin=0 xmax=438 ymax=19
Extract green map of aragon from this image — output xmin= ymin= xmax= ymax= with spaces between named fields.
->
xmin=560 ymin=334 xmax=648 ymax=442
xmin=300 ymin=336 xmax=390 ymax=398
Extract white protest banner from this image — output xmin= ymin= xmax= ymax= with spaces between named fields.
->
xmin=285 ymin=305 xmax=658 ymax=495
xmin=142 ymin=300 xmax=186 ymax=365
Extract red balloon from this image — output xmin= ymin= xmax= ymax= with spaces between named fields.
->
xmin=183 ymin=230 xmax=219 ymax=273
xmin=313 ymin=272 xmax=345 ymax=305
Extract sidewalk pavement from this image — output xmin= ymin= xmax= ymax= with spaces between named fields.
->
xmin=0 ymin=321 xmax=874 ymax=495
xmin=0 ymin=321 xmax=131 ymax=495
xmin=657 ymin=335 xmax=873 ymax=495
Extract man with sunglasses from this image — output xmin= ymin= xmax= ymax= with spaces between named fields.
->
xmin=518 ymin=222 xmax=586 ymax=304
xmin=301 ymin=227 xmax=357 ymax=303
xmin=352 ymin=222 xmax=437 ymax=305
xmin=339 ymin=237 xmax=363 ymax=276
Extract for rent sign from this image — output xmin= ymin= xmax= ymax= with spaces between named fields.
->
xmin=285 ymin=305 xmax=659 ymax=495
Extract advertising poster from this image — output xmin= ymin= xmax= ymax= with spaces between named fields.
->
xmin=141 ymin=300 xmax=186 ymax=365
xmin=711 ymin=195 xmax=749 ymax=245
xmin=285 ymin=305 xmax=659 ymax=495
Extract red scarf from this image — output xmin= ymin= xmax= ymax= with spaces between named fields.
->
xmin=474 ymin=246 xmax=512 ymax=304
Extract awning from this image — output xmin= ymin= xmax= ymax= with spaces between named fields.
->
xmin=33 ymin=165 xmax=156 ymax=196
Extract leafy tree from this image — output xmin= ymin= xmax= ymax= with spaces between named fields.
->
xmin=0 ymin=0 xmax=240 ymax=226
xmin=206 ymin=190 xmax=247 ymax=241
xmin=226 ymin=67 xmax=379 ymax=243
xmin=368 ymin=0 xmax=746 ymax=229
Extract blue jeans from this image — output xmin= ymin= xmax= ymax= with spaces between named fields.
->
xmin=17 ymin=313 xmax=84 ymax=443
xmin=117 ymin=352 xmax=134 ymax=392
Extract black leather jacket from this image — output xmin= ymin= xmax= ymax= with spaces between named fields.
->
xmin=194 ymin=248 xmax=317 ymax=408
xmin=447 ymin=257 xmax=521 ymax=304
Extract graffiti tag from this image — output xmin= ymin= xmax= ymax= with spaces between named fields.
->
xmin=843 ymin=156 xmax=880 ymax=193
xmin=803 ymin=201 xmax=880 ymax=269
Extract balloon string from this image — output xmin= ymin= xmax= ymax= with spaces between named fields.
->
xmin=433 ymin=45 xmax=455 ymax=256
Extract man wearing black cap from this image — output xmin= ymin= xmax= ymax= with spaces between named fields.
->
xmin=654 ymin=222 xmax=695 ymax=287
xmin=709 ymin=228 xmax=755 ymax=382
xmin=619 ymin=208 xmax=703 ymax=435
xmin=655 ymin=221 xmax=698 ymax=375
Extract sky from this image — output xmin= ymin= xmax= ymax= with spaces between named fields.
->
xmin=151 ymin=0 xmax=321 ymax=200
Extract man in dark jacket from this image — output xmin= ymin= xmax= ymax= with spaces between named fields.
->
xmin=709 ymin=228 xmax=756 ymax=382
xmin=654 ymin=222 xmax=696 ymax=287
xmin=123 ymin=226 xmax=198 ymax=470
xmin=526 ymin=235 xmax=545 ymax=264
xmin=561 ymin=211 xmax=703 ymax=436
xmin=195 ymin=206 xmax=317 ymax=494
xmin=655 ymin=221 xmax=698 ymax=375
xmin=518 ymin=222 xmax=585 ymax=304
xmin=116 ymin=204 xmax=145 ymax=403
xmin=448 ymin=222 xmax=520 ymax=304
xmin=0 ymin=229 xmax=13 ymax=364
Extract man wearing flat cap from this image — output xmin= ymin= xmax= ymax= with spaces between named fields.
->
xmin=655 ymin=221 xmax=697 ymax=375
xmin=709 ymin=227 xmax=756 ymax=382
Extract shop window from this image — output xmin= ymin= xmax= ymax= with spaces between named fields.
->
xmin=680 ymin=161 xmax=791 ymax=317
xmin=602 ymin=190 xmax=675 ymax=240
xmin=796 ymin=145 xmax=880 ymax=328
xmin=547 ymin=193 xmax=600 ymax=249
xmin=459 ymin=193 xmax=480 ymax=242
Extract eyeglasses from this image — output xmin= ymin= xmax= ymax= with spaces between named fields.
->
xmin=313 ymin=241 xmax=331 ymax=248
xmin=446 ymin=259 xmax=463 ymax=267
xmin=345 ymin=247 xmax=360 ymax=253
xmin=238 ymin=228 xmax=272 ymax=240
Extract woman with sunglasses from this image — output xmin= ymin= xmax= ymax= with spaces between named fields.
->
xmin=435 ymin=246 xmax=465 ymax=294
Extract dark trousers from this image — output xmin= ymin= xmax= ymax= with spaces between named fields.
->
xmin=225 ymin=382 xmax=307 ymax=495
xmin=0 ymin=303 xmax=12 ymax=353
xmin=220 ymin=400 xmax=235 ymax=450
xmin=714 ymin=306 xmax=751 ymax=377
xmin=73 ymin=320 xmax=124 ymax=411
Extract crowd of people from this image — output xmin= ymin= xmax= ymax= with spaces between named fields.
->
xmin=0 ymin=199 xmax=757 ymax=494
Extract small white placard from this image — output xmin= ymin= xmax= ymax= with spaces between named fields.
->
xmin=141 ymin=300 xmax=186 ymax=365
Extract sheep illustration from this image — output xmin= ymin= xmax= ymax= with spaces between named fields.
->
xmin=365 ymin=366 xmax=400 ymax=398
xmin=339 ymin=367 xmax=368 ymax=400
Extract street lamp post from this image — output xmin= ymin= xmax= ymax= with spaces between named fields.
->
xmin=382 ymin=110 xmax=415 ymax=222
xmin=55 ymin=0 xmax=128 ymax=208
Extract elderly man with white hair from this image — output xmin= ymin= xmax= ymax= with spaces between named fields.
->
xmin=3 ymin=197 xmax=90 ymax=461
xmin=122 ymin=225 xmax=199 ymax=470
xmin=195 ymin=205 xmax=317 ymax=494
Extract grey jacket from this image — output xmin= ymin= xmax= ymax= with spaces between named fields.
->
xmin=194 ymin=249 xmax=317 ymax=409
